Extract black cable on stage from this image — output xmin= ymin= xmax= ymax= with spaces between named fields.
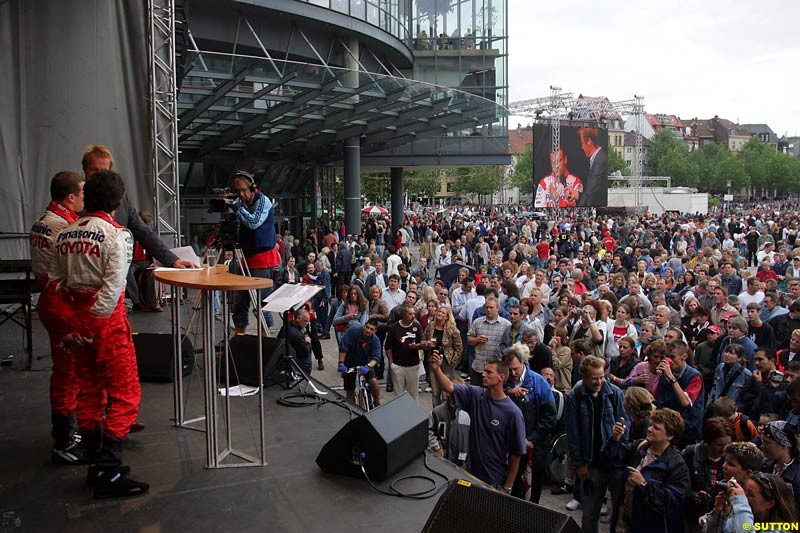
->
xmin=276 ymin=380 xmax=358 ymax=419
xmin=358 ymin=451 xmax=451 ymax=500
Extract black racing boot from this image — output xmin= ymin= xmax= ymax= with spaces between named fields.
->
xmin=84 ymin=430 xmax=130 ymax=487
xmin=91 ymin=437 xmax=149 ymax=499
xmin=51 ymin=413 xmax=87 ymax=465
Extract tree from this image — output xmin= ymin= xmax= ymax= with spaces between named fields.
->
xmin=403 ymin=169 xmax=440 ymax=203
xmin=766 ymin=152 xmax=800 ymax=196
xmin=645 ymin=129 xmax=685 ymax=176
xmin=741 ymin=137 xmax=775 ymax=194
xmin=510 ymin=145 xmax=534 ymax=193
xmin=689 ymin=142 xmax=748 ymax=194
xmin=450 ymin=166 xmax=503 ymax=204
xmin=607 ymin=146 xmax=630 ymax=177
xmin=361 ymin=173 xmax=390 ymax=205
xmin=655 ymin=145 xmax=699 ymax=188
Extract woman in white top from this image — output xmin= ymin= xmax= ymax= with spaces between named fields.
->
xmin=606 ymin=302 xmax=638 ymax=359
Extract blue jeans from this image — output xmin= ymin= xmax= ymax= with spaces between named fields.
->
xmin=232 ymin=266 xmax=279 ymax=329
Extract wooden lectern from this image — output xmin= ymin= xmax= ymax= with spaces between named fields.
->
xmin=155 ymin=265 xmax=273 ymax=468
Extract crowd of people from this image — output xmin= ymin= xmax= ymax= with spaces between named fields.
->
xmin=266 ymin=201 xmax=800 ymax=532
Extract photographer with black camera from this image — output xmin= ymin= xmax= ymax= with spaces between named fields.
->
xmin=220 ymin=171 xmax=281 ymax=335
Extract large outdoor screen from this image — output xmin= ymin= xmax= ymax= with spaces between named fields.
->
xmin=533 ymin=124 xmax=609 ymax=208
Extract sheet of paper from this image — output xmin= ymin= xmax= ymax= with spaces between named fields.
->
xmin=154 ymin=246 xmax=202 ymax=267
xmin=261 ymin=297 xmax=299 ymax=313
xmin=218 ymin=384 xmax=260 ymax=397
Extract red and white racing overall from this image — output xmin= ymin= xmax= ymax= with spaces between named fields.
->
xmin=46 ymin=212 xmax=139 ymax=441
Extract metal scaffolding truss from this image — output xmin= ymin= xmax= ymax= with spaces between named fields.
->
xmin=147 ymin=0 xmax=181 ymax=247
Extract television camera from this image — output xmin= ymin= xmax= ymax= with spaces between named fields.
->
xmin=208 ymin=188 xmax=240 ymax=244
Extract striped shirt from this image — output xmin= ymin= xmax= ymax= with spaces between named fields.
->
xmin=468 ymin=316 xmax=511 ymax=372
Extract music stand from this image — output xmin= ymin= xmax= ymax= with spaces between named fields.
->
xmin=261 ymin=283 xmax=324 ymax=390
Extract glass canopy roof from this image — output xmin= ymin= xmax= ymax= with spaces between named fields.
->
xmin=177 ymin=55 xmax=507 ymax=164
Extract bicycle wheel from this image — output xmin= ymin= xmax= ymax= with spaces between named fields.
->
xmin=546 ymin=433 xmax=569 ymax=483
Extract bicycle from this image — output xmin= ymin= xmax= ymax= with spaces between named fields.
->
xmin=346 ymin=367 xmax=375 ymax=412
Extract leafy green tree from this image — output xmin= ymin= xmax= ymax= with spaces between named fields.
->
xmin=741 ymin=137 xmax=775 ymax=194
xmin=403 ymin=169 xmax=440 ymax=203
xmin=361 ymin=173 xmax=390 ymax=205
xmin=608 ymin=147 xmax=630 ymax=177
xmin=645 ymin=129 xmax=685 ymax=176
xmin=655 ymin=145 xmax=699 ymax=188
xmin=766 ymin=152 xmax=800 ymax=194
xmin=450 ymin=166 xmax=503 ymax=204
xmin=689 ymin=143 xmax=748 ymax=193
xmin=510 ymin=145 xmax=534 ymax=193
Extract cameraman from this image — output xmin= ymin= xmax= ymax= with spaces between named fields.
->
xmin=227 ymin=171 xmax=281 ymax=334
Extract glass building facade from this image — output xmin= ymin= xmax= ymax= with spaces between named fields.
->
xmin=297 ymin=0 xmax=411 ymax=44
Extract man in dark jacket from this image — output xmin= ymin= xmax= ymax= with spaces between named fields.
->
xmin=565 ymin=355 xmax=627 ymax=533
xmin=82 ymin=145 xmax=196 ymax=306
xmin=657 ymin=340 xmax=705 ymax=446
xmin=737 ymin=347 xmax=787 ymax=420
xmin=502 ymin=346 xmax=556 ymax=504
xmin=335 ymin=241 xmax=353 ymax=289
xmin=771 ymin=301 xmax=800 ymax=350
xmin=280 ymin=308 xmax=313 ymax=375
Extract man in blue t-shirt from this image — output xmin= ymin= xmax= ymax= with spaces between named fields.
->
xmin=430 ymin=351 xmax=526 ymax=493
xmin=338 ymin=318 xmax=382 ymax=406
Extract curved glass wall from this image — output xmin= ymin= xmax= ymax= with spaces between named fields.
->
xmin=296 ymin=0 xmax=412 ymax=44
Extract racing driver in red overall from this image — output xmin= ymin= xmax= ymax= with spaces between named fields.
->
xmin=30 ymin=171 xmax=85 ymax=464
xmin=45 ymin=170 xmax=148 ymax=498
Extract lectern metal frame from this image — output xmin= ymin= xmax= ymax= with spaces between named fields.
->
xmin=157 ymin=267 xmax=271 ymax=468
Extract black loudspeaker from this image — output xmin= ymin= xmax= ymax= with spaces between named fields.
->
xmin=316 ymin=393 xmax=428 ymax=481
xmin=423 ymin=480 xmax=581 ymax=533
xmin=134 ymin=333 xmax=194 ymax=382
xmin=222 ymin=335 xmax=293 ymax=387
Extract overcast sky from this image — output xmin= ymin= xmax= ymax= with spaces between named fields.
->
xmin=508 ymin=0 xmax=800 ymax=136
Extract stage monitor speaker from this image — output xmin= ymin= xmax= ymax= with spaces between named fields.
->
xmin=134 ymin=333 xmax=194 ymax=382
xmin=223 ymin=335 xmax=293 ymax=387
xmin=423 ymin=480 xmax=581 ymax=533
xmin=316 ymin=393 xmax=428 ymax=481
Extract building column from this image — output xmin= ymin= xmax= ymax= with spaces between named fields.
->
xmin=342 ymin=37 xmax=362 ymax=237
xmin=344 ymin=138 xmax=361 ymax=237
xmin=390 ymin=167 xmax=404 ymax=235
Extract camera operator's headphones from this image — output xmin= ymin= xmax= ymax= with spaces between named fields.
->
xmin=230 ymin=170 xmax=256 ymax=192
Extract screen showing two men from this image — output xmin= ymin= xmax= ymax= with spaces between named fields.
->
xmin=533 ymin=124 xmax=609 ymax=208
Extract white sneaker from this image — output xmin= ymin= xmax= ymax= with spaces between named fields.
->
xmin=566 ymin=499 xmax=581 ymax=511
xmin=601 ymin=502 xmax=608 ymax=515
